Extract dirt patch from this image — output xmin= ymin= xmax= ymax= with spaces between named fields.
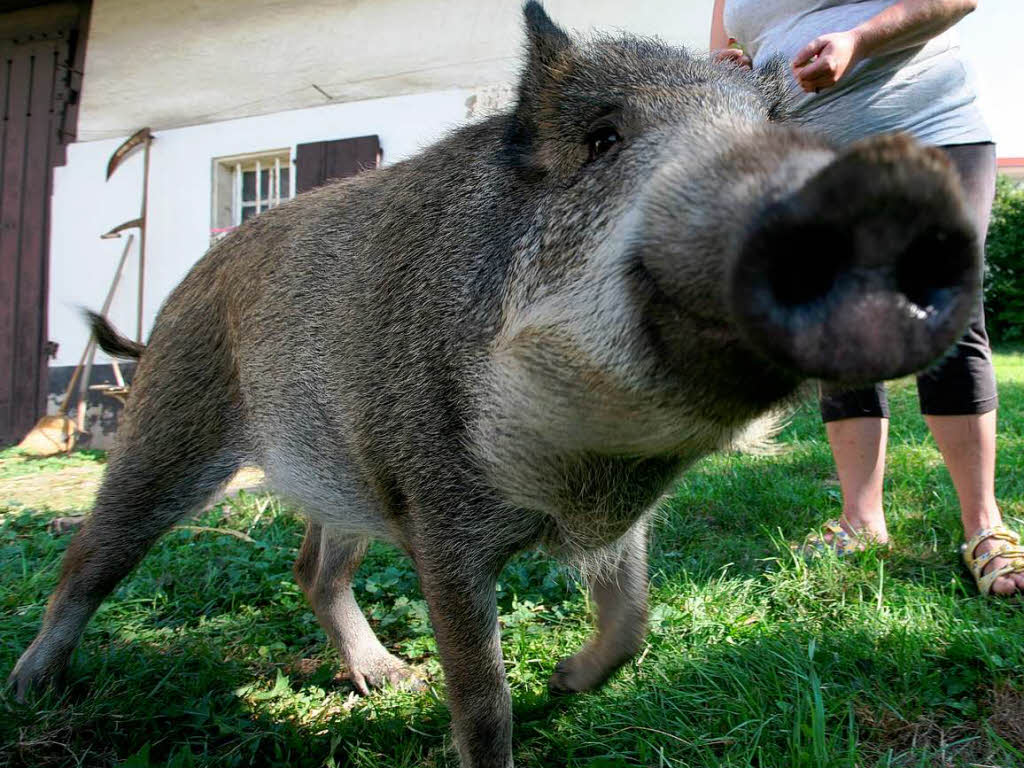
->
xmin=0 ymin=464 xmax=103 ymax=511
xmin=989 ymin=683 xmax=1024 ymax=751
xmin=224 ymin=466 xmax=266 ymax=497
xmin=857 ymin=706 xmax=987 ymax=766
xmin=857 ymin=685 xmax=1024 ymax=766
xmin=0 ymin=462 xmax=266 ymax=516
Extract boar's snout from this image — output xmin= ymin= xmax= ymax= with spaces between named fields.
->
xmin=730 ymin=134 xmax=981 ymax=384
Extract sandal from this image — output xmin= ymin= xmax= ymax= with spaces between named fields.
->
xmin=802 ymin=519 xmax=877 ymax=556
xmin=962 ymin=525 xmax=1024 ymax=596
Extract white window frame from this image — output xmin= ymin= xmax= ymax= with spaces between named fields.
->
xmin=211 ymin=149 xmax=294 ymax=242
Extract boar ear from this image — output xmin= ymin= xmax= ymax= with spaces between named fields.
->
xmin=508 ymin=3 xmax=574 ymax=171
xmin=523 ymin=1 xmax=571 ymax=68
xmin=515 ymin=3 xmax=572 ymax=119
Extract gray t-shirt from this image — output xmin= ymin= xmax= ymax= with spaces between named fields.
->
xmin=723 ymin=0 xmax=992 ymax=146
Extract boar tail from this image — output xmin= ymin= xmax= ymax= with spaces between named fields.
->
xmin=84 ymin=310 xmax=146 ymax=360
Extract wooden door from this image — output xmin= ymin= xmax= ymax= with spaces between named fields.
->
xmin=0 ymin=3 xmax=85 ymax=445
xmin=295 ymin=135 xmax=381 ymax=194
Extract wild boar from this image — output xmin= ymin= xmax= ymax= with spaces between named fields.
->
xmin=11 ymin=4 xmax=980 ymax=766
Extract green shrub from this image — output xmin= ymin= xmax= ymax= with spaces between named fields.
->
xmin=985 ymin=174 xmax=1024 ymax=342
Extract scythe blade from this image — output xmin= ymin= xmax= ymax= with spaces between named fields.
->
xmin=105 ymin=127 xmax=152 ymax=180
xmin=101 ymin=218 xmax=144 ymax=239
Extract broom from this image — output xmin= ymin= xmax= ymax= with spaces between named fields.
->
xmin=17 ymin=343 xmax=91 ymax=455
xmin=18 ymin=234 xmax=135 ymax=456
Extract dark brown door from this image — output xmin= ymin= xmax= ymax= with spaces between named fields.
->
xmin=295 ymin=135 xmax=381 ymax=194
xmin=0 ymin=2 xmax=86 ymax=445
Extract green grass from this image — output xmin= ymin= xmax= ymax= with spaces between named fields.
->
xmin=3 ymin=351 xmax=1024 ymax=767
xmin=0 ymin=448 xmax=106 ymax=480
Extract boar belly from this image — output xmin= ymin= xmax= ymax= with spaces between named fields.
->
xmin=263 ymin=445 xmax=391 ymax=538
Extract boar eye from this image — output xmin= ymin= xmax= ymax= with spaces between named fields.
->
xmin=586 ymin=124 xmax=621 ymax=162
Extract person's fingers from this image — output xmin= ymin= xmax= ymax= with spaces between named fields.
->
xmin=714 ymin=48 xmax=744 ymax=63
xmin=797 ymin=69 xmax=836 ymax=85
xmin=793 ymin=53 xmax=835 ymax=81
xmin=792 ymin=37 xmax=827 ymax=68
xmin=714 ymin=49 xmax=753 ymax=69
xmin=797 ymin=67 xmax=840 ymax=90
xmin=797 ymin=74 xmax=837 ymax=92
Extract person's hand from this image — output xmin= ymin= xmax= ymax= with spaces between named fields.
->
xmin=714 ymin=39 xmax=751 ymax=69
xmin=791 ymin=30 xmax=863 ymax=92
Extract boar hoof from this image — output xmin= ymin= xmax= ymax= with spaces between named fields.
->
xmin=8 ymin=640 xmax=69 ymax=703
xmin=547 ymin=656 xmax=614 ymax=696
xmin=348 ymin=655 xmax=425 ymax=696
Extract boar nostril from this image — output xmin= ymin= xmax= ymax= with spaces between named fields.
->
xmin=767 ymin=227 xmax=853 ymax=309
xmin=894 ymin=228 xmax=975 ymax=311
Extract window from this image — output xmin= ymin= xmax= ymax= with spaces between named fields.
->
xmin=211 ymin=149 xmax=293 ymax=241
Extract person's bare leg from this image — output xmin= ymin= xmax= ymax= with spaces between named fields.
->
xmin=926 ymin=411 xmax=1023 ymax=596
xmin=825 ymin=417 xmax=890 ymax=543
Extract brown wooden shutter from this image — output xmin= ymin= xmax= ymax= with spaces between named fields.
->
xmin=0 ymin=2 xmax=88 ymax=445
xmin=295 ymin=135 xmax=380 ymax=194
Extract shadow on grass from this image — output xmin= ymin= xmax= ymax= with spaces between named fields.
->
xmin=2 ymin=620 xmax=570 ymax=768
xmin=1 ymin=614 xmax=445 ymax=768
xmin=6 ymin=606 xmax=1021 ymax=768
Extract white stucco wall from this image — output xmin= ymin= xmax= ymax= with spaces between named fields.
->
xmin=77 ymin=0 xmax=1017 ymax=151
xmin=49 ymin=88 xmax=473 ymax=368
xmin=78 ymin=0 xmax=716 ymax=140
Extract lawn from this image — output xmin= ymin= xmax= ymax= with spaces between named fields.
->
xmin=2 ymin=351 xmax=1023 ymax=768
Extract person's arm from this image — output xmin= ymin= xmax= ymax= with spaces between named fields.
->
xmin=792 ymin=0 xmax=978 ymax=92
xmin=710 ymin=0 xmax=751 ymax=68
xmin=710 ymin=0 xmax=731 ymax=51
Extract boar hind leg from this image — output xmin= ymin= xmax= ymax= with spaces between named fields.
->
xmin=10 ymin=388 xmax=244 ymax=701
xmin=549 ymin=519 xmax=649 ymax=694
xmin=293 ymin=521 xmax=421 ymax=694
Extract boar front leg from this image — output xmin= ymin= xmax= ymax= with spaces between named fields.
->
xmin=293 ymin=521 xmax=422 ymax=694
xmin=549 ymin=518 xmax=649 ymax=694
xmin=415 ymin=529 xmax=514 ymax=768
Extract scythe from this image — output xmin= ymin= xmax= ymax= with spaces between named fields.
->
xmin=104 ymin=127 xmax=152 ymax=343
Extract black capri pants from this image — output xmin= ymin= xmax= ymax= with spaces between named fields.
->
xmin=820 ymin=142 xmax=998 ymax=422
